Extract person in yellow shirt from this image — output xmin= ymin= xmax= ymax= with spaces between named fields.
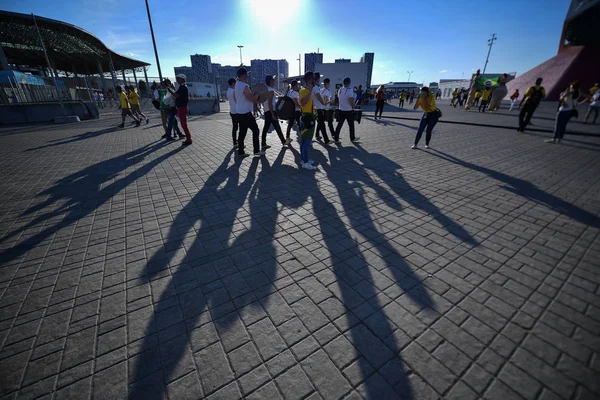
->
xmin=298 ymin=71 xmax=317 ymax=170
xmin=479 ymin=87 xmax=492 ymax=112
xmin=412 ymin=87 xmax=439 ymax=149
xmin=116 ymin=86 xmax=140 ymax=128
xmin=590 ymin=82 xmax=599 ymax=96
xmin=450 ymin=88 xmax=458 ymax=106
xmin=399 ymin=89 xmax=406 ymax=108
xmin=127 ymin=86 xmax=149 ymax=124
xmin=517 ymin=77 xmax=546 ymax=132
xmin=473 ymin=90 xmax=482 ymax=107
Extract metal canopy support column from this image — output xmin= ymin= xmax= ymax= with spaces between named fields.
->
xmin=132 ymin=68 xmax=138 ymax=92
xmin=32 ymin=13 xmax=64 ymax=111
xmin=143 ymin=67 xmax=150 ymax=97
xmin=107 ymin=52 xmax=118 ymax=91
xmin=97 ymin=61 xmax=107 ymax=94
xmin=121 ymin=66 xmax=127 ymax=89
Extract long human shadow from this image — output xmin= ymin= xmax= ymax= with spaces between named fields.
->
xmin=128 ymin=149 xmax=307 ymax=399
xmin=0 ymin=141 xmax=181 ymax=265
xmin=426 ymin=149 xmax=600 ymax=228
xmin=349 ymin=144 xmax=478 ymax=247
xmin=290 ymin=145 xmax=432 ymax=398
xmin=24 ymin=127 xmax=119 ymax=151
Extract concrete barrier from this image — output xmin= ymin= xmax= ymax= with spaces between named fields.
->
xmin=187 ymin=98 xmax=220 ymax=115
xmin=0 ymin=101 xmax=98 ymax=124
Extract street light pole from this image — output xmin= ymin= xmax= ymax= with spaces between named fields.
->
xmin=483 ymin=33 xmax=497 ymax=74
xmin=297 ymin=54 xmax=301 ymax=76
xmin=407 ymin=71 xmax=413 ymax=82
xmin=145 ymin=0 xmax=162 ymax=82
xmin=237 ymin=45 xmax=244 ymax=65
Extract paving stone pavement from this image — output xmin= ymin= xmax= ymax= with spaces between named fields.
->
xmin=0 ymin=109 xmax=599 ymax=400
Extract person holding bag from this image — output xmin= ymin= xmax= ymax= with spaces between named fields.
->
xmin=412 ymin=87 xmax=440 ymax=149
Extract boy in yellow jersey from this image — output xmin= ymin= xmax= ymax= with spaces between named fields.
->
xmin=298 ymin=71 xmax=317 ymax=170
xmin=412 ymin=87 xmax=438 ymax=149
xmin=399 ymin=89 xmax=406 ymax=108
xmin=473 ymin=90 xmax=482 ymax=107
xmin=116 ymin=86 xmax=140 ymax=128
xmin=128 ymin=86 xmax=150 ymax=124
xmin=479 ymin=87 xmax=492 ymax=112
xmin=450 ymin=88 xmax=458 ymax=106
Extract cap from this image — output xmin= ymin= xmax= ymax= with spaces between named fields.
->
xmin=176 ymin=74 xmax=187 ymax=81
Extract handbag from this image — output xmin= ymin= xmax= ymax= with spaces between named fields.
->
xmin=164 ymin=93 xmax=176 ymax=108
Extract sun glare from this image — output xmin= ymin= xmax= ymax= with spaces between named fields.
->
xmin=244 ymin=0 xmax=302 ymax=30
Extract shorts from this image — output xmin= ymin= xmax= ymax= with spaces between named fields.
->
xmin=121 ymin=108 xmax=133 ymax=117
xmin=131 ymin=104 xmax=141 ymax=114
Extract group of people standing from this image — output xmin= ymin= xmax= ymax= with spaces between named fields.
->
xmin=226 ymin=68 xmax=361 ymax=170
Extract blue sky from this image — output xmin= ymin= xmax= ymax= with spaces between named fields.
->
xmin=4 ymin=0 xmax=570 ymax=84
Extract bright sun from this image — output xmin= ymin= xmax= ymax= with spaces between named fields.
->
xmin=244 ymin=0 xmax=301 ymax=30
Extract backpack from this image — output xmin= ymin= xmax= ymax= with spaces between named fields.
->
xmin=275 ymin=95 xmax=295 ymax=120
xmin=527 ymin=86 xmax=544 ymax=106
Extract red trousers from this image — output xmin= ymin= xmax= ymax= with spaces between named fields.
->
xmin=177 ymin=106 xmax=192 ymax=142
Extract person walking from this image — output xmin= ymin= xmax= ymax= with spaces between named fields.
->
xmin=313 ymin=73 xmax=331 ymax=144
xmin=167 ymin=74 xmax=193 ymax=146
xmin=261 ymin=75 xmax=288 ymax=149
xmin=584 ymin=88 xmax=600 ymax=124
xmin=509 ymin=89 xmax=520 ymax=111
xmin=162 ymin=80 xmax=185 ymax=141
xmin=488 ymin=73 xmax=509 ymax=112
xmin=226 ymin=78 xmax=239 ymax=149
xmin=473 ymin=90 xmax=481 ymax=107
xmin=128 ymin=86 xmax=150 ymax=124
xmin=285 ymin=80 xmax=301 ymax=142
xmin=298 ymin=71 xmax=317 ymax=170
xmin=465 ymin=69 xmax=481 ymax=110
xmin=409 ymin=90 xmax=415 ymax=105
xmin=334 ymin=77 xmax=359 ymax=144
xmin=479 ymin=87 xmax=492 ymax=112
xmin=517 ymin=77 xmax=546 ymax=132
xmin=450 ymin=88 xmax=458 ymax=106
xmin=399 ymin=89 xmax=406 ymax=108
xmin=545 ymin=81 xmax=582 ymax=144
xmin=116 ymin=86 xmax=140 ymax=128
xmin=412 ymin=87 xmax=439 ymax=149
xmin=235 ymin=67 xmax=262 ymax=158
xmin=320 ymin=78 xmax=337 ymax=141
xmin=374 ymin=85 xmax=385 ymax=119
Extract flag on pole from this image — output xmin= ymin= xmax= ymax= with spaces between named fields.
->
xmin=479 ymin=76 xmax=500 ymax=88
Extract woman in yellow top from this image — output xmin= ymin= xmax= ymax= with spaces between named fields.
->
xmin=450 ymin=88 xmax=458 ymax=106
xmin=412 ymin=87 xmax=439 ymax=149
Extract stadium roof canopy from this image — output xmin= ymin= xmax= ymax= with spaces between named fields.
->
xmin=0 ymin=10 xmax=150 ymax=74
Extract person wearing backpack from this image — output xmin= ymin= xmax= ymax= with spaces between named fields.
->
xmin=285 ymin=80 xmax=301 ymax=143
xmin=517 ymin=77 xmax=546 ymax=132
xmin=545 ymin=81 xmax=583 ymax=144
xmin=261 ymin=75 xmax=288 ymax=149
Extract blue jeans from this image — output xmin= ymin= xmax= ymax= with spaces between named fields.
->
xmin=298 ymin=113 xmax=314 ymax=164
xmin=166 ymin=108 xmax=182 ymax=137
xmin=553 ymin=110 xmax=574 ymax=140
xmin=414 ymin=112 xmax=439 ymax=145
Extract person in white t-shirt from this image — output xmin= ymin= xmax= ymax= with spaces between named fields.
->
xmin=312 ymin=72 xmax=331 ymax=144
xmin=320 ymin=78 xmax=336 ymax=140
xmin=285 ymin=80 xmax=301 ymax=141
xmin=261 ymin=75 xmax=289 ymax=149
xmin=226 ymin=78 xmax=239 ymax=149
xmin=235 ymin=67 xmax=263 ymax=158
xmin=545 ymin=81 xmax=583 ymax=144
xmin=334 ymin=77 xmax=359 ymax=143
xmin=584 ymin=84 xmax=599 ymax=124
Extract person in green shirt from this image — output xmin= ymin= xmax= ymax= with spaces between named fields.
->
xmin=156 ymin=80 xmax=183 ymax=139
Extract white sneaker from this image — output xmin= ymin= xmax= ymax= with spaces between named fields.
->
xmin=284 ymin=138 xmax=293 ymax=145
xmin=308 ymin=160 xmax=315 ymax=165
xmin=351 ymin=137 xmax=360 ymax=142
xmin=254 ymin=151 xmax=265 ymax=157
xmin=411 ymin=145 xmax=418 ymax=149
xmin=425 ymin=145 xmax=430 ymax=149
xmin=302 ymin=163 xmax=315 ymax=170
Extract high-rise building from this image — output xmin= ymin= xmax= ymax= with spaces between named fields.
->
xmin=249 ymin=59 xmax=289 ymax=91
xmin=335 ymin=58 xmax=351 ymax=63
xmin=173 ymin=66 xmax=196 ymax=81
xmin=190 ymin=54 xmax=213 ymax=83
xmin=360 ymin=52 xmax=374 ymax=89
xmin=304 ymin=53 xmax=323 ymax=74
xmin=212 ymin=63 xmax=241 ymax=97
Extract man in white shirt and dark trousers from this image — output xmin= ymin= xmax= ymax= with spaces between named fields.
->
xmin=227 ymin=78 xmax=239 ymax=149
xmin=334 ymin=77 xmax=359 ymax=143
xmin=313 ymin=73 xmax=331 ymax=144
xmin=235 ymin=68 xmax=263 ymax=158
xmin=285 ymin=80 xmax=301 ymax=141
xmin=261 ymin=75 xmax=289 ymax=149
xmin=320 ymin=78 xmax=336 ymax=140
